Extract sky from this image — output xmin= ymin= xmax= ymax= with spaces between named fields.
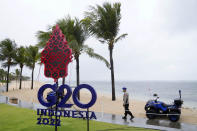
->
xmin=0 ymin=0 xmax=197 ymax=82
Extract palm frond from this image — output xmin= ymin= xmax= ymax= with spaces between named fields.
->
xmin=0 ymin=38 xmax=17 ymax=68
xmin=25 ymin=46 xmax=40 ymax=69
xmin=0 ymin=54 xmax=6 ymax=61
xmin=83 ymin=45 xmax=110 ymax=68
xmin=115 ymin=33 xmax=128 ymax=43
xmin=68 ymin=40 xmax=81 ymax=54
xmin=99 ymin=40 xmax=106 ymax=44
xmin=2 ymin=61 xmax=17 ymax=68
xmin=14 ymin=46 xmax=26 ymax=66
xmin=36 ymin=31 xmax=52 ymax=48
xmin=85 ymin=2 xmax=122 ymax=42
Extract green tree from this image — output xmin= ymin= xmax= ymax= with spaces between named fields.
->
xmin=0 ymin=69 xmax=4 ymax=80
xmin=85 ymin=2 xmax=128 ymax=100
xmin=37 ymin=16 xmax=110 ymax=91
xmin=14 ymin=46 xmax=26 ymax=90
xmin=25 ymin=46 xmax=40 ymax=90
xmin=9 ymin=72 xmax=16 ymax=81
xmin=15 ymin=69 xmax=20 ymax=80
xmin=0 ymin=39 xmax=17 ymax=92
xmin=0 ymin=69 xmax=7 ymax=84
xmin=15 ymin=69 xmax=20 ymax=88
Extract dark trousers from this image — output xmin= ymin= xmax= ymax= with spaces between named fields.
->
xmin=124 ymin=104 xmax=134 ymax=117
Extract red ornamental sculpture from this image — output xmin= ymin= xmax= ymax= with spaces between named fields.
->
xmin=41 ymin=25 xmax=72 ymax=81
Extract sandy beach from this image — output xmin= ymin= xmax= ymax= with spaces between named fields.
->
xmin=1 ymin=81 xmax=197 ymax=125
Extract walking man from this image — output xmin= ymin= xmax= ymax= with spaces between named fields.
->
xmin=122 ymin=87 xmax=134 ymax=120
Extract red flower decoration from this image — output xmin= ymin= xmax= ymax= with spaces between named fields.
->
xmin=41 ymin=25 xmax=72 ymax=81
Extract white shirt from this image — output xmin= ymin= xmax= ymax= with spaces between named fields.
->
xmin=123 ymin=92 xmax=129 ymax=105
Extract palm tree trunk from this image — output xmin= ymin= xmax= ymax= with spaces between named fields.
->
xmin=6 ymin=65 xmax=10 ymax=92
xmin=109 ymin=47 xmax=116 ymax=101
xmin=76 ymin=56 xmax=80 ymax=99
xmin=19 ymin=66 xmax=23 ymax=90
xmin=31 ymin=66 xmax=34 ymax=90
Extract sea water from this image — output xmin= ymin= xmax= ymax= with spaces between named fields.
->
xmin=1 ymin=81 xmax=196 ymax=108
xmin=64 ymin=81 xmax=197 ymax=109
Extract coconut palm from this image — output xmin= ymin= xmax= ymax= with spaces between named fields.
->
xmin=0 ymin=39 xmax=17 ymax=92
xmin=9 ymin=72 xmax=16 ymax=81
xmin=0 ymin=69 xmax=3 ymax=81
xmin=85 ymin=2 xmax=128 ymax=100
xmin=37 ymin=16 xmax=110 ymax=91
xmin=0 ymin=69 xmax=6 ymax=85
xmin=14 ymin=46 xmax=26 ymax=89
xmin=25 ymin=46 xmax=40 ymax=90
xmin=15 ymin=69 xmax=20 ymax=88
xmin=0 ymin=69 xmax=5 ymax=80
xmin=0 ymin=69 xmax=3 ymax=85
xmin=15 ymin=69 xmax=20 ymax=79
xmin=57 ymin=17 xmax=110 ymax=88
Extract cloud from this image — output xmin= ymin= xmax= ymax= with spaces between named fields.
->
xmin=0 ymin=0 xmax=197 ymax=81
xmin=159 ymin=0 xmax=197 ymax=33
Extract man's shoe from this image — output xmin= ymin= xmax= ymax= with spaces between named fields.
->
xmin=130 ymin=116 xmax=134 ymax=120
xmin=122 ymin=116 xmax=127 ymax=119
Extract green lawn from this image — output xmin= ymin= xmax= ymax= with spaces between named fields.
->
xmin=0 ymin=104 xmax=155 ymax=131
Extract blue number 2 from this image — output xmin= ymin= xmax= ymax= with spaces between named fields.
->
xmin=57 ymin=84 xmax=73 ymax=108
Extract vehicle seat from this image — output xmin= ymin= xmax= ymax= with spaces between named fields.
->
xmin=162 ymin=103 xmax=172 ymax=107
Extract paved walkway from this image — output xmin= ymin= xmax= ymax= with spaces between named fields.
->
xmin=95 ymin=112 xmax=197 ymax=131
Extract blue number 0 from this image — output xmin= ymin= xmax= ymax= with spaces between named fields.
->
xmin=73 ymin=84 xmax=97 ymax=109
xmin=37 ymin=84 xmax=97 ymax=109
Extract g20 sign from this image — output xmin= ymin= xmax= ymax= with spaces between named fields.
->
xmin=38 ymin=25 xmax=97 ymax=128
xmin=37 ymin=84 xmax=97 ymax=126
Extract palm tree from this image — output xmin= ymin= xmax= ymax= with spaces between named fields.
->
xmin=0 ymin=39 xmax=17 ymax=92
xmin=3 ymin=70 xmax=7 ymax=82
xmin=9 ymin=72 xmax=16 ymax=81
xmin=15 ymin=69 xmax=20 ymax=79
xmin=14 ymin=46 xmax=26 ymax=90
xmin=25 ymin=46 xmax=40 ymax=90
xmin=0 ymin=69 xmax=4 ymax=80
xmin=15 ymin=69 xmax=20 ymax=88
xmin=0 ymin=69 xmax=6 ymax=85
xmin=37 ymin=16 xmax=110 ymax=91
xmin=85 ymin=2 xmax=128 ymax=101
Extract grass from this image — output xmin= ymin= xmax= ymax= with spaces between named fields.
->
xmin=0 ymin=104 xmax=155 ymax=131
